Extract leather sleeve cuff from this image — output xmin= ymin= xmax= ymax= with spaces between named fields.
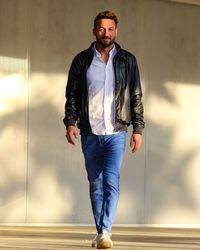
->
xmin=133 ymin=127 xmax=143 ymax=135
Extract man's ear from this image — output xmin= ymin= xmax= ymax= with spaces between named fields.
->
xmin=116 ymin=28 xmax=118 ymax=37
xmin=93 ymin=28 xmax=96 ymax=36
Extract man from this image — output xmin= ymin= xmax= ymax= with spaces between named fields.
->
xmin=63 ymin=11 xmax=144 ymax=249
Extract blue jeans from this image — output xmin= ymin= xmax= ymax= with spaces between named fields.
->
xmin=81 ymin=131 xmax=126 ymax=233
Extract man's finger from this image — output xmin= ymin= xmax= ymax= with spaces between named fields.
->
xmin=132 ymin=139 xmax=139 ymax=154
xmin=67 ymin=131 xmax=77 ymax=145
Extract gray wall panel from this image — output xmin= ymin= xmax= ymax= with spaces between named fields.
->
xmin=0 ymin=0 xmax=28 ymax=222
xmin=0 ymin=0 xmax=200 ymax=224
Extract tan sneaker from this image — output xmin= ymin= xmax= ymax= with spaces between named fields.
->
xmin=91 ymin=233 xmax=101 ymax=247
xmin=97 ymin=230 xmax=113 ymax=249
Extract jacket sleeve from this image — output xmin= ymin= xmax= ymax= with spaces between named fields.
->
xmin=130 ymin=56 xmax=145 ymax=134
xmin=63 ymin=55 xmax=82 ymax=128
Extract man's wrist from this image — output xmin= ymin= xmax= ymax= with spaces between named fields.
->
xmin=67 ymin=124 xmax=76 ymax=129
xmin=132 ymin=129 xmax=143 ymax=135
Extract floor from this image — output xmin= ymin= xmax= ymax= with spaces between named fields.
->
xmin=0 ymin=226 xmax=199 ymax=249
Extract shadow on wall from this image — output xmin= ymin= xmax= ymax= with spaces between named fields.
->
xmin=144 ymin=121 xmax=199 ymax=223
xmin=0 ymin=102 xmax=92 ymax=223
xmin=0 ymin=0 xmax=92 ymax=223
xmin=0 ymin=92 xmax=199 ymax=223
xmin=118 ymin=118 xmax=199 ymax=224
xmin=141 ymin=0 xmax=200 ymax=223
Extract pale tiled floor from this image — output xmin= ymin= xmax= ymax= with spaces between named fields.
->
xmin=0 ymin=226 xmax=199 ymax=249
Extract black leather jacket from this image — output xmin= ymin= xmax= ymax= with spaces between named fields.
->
xmin=63 ymin=42 xmax=145 ymax=135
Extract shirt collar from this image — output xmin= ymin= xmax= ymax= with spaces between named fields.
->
xmin=93 ymin=43 xmax=116 ymax=58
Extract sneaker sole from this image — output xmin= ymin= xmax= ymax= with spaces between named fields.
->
xmin=91 ymin=242 xmax=96 ymax=247
xmin=97 ymin=241 xmax=113 ymax=249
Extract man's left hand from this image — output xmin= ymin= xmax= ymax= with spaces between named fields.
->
xmin=130 ymin=133 xmax=142 ymax=154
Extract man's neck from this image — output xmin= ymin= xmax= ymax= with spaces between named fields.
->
xmin=95 ymin=43 xmax=114 ymax=55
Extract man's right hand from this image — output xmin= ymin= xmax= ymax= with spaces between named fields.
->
xmin=66 ymin=125 xmax=78 ymax=145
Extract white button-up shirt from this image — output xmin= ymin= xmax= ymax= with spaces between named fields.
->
xmin=86 ymin=45 xmax=117 ymax=135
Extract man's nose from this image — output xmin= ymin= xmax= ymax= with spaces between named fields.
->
xmin=104 ymin=29 xmax=110 ymax=37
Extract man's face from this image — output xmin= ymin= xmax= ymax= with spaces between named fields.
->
xmin=93 ymin=19 xmax=118 ymax=48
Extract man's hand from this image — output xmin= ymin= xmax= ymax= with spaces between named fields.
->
xmin=66 ymin=125 xmax=78 ymax=145
xmin=130 ymin=133 xmax=142 ymax=154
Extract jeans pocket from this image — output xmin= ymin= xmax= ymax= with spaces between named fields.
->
xmin=81 ymin=134 xmax=94 ymax=151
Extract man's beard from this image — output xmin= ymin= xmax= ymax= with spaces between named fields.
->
xmin=98 ymin=37 xmax=115 ymax=48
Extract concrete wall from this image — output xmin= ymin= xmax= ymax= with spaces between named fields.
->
xmin=0 ymin=0 xmax=200 ymax=225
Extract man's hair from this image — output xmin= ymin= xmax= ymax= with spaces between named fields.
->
xmin=94 ymin=11 xmax=119 ymax=29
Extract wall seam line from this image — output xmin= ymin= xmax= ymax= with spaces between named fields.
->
xmin=25 ymin=0 xmax=31 ymax=224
